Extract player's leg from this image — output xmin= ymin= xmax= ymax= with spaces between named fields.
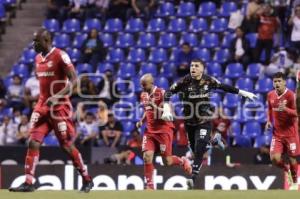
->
xmin=9 ymin=112 xmax=50 ymax=192
xmin=159 ymin=133 xmax=192 ymax=174
xmin=186 ymin=124 xmax=211 ymax=189
xmin=142 ymin=134 xmax=155 ymax=189
xmin=269 ymin=136 xmax=289 ymax=171
xmin=286 ymin=136 xmax=300 ymax=184
xmin=288 ymin=156 xmax=298 ymax=184
xmin=52 ymin=109 xmax=93 ymax=192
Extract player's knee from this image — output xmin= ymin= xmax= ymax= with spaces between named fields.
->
xmin=270 ymin=155 xmax=281 ymax=164
xmin=143 ymin=152 xmax=153 ymax=163
xmin=162 ymin=156 xmax=173 ymax=166
xmin=28 ymin=140 xmax=41 ymax=150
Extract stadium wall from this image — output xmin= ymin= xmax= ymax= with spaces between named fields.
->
xmin=1 ymin=165 xmax=288 ymax=190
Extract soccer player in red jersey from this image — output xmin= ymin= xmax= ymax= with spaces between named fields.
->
xmin=9 ymin=28 xmax=93 ymax=192
xmin=137 ymin=74 xmax=192 ymax=189
xmin=266 ymin=72 xmax=299 ymax=187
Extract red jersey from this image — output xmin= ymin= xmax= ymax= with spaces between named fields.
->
xmin=35 ymin=47 xmax=74 ymax=112
xmin=267 ymin=89 xmax=298 ymax=137
xmin=140 ymin=86 xmax=174 ymax=134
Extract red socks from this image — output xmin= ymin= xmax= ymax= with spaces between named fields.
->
xmin=144 ymin=163 xmax=154 ymax=189
xmin=69 ymin=147 xmax=91 ymax=182
xmin=25 ymin=149 xmax=40 ymax=184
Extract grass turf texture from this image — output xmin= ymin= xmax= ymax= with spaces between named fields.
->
xmin=1 ymin=190 xmax=300 ymax=199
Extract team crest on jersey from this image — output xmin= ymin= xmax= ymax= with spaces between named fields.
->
xmin=47 ymin=61 xmax=53 ymax=68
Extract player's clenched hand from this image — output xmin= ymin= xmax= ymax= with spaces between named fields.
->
xmin=136 ymin=121 xmax=143 ymax=128
xmin=161 ymin=103 xmax=173 ymax=121
xmin=265 ymin=121 xmax=272 ymax=131
xmin=46 ymin=96 xmax=59 ymax=107
xmin=238 ymin=89 xmax=258 ymax=101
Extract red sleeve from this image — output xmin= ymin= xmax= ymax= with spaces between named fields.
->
xmin=267 ymin=93 xmax=273 ymax=123
xmin=284 ymin=92 xmax=297 ymax=117
xmin=59 ymin=50 xmax=75 ymax=75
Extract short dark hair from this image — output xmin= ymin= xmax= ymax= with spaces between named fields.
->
xmin=191 ymin=58 xmax=206 ymax=67
xmin=182 ymin=42 xmax=191 ymax=46
xmin=272 ymin=72 xmax=286 ymax=80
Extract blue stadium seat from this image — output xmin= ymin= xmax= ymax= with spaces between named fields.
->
xmin=224 ymin=63 xmax=244 ymax=78
xmin=255 ymin=77 xmax=273 ymax=93
xmin=233 ymin=135 xmax=252 ymax=147
xmin=177 ymin=2 xmax=196 ymax=17
xmin=235 ymin=78 xmax=254 ymax=92
xmin=221 ymin=78 xmax=233 ymax=86
xmin=147 ymin=18 xmax=166 ymax=32
xmin=254 ymin=134 xmax=272 ymax=148
xmin=242 ymin=121 xmax=262 ymax=138
xmin=125 ymin=18 xmax=144 ymax=32
xmin=255 ymin=110 xmax=267 ymax=123
xmin=219 ymin=1 xmax=237 ymax=17
xmin=213 ymin=48 xmax=230 ymax=63
xmin=139 ymin=63 xmax=157 ymax=76
xmin=148 ymin=48 xmax=167 ymax=63
xmin=53 ymin=34 xmax=71 ymax=49
xmin=169 ymin=48 xmax=180 ymax=62
xmin=122 ymin=121 xmax=135 ymax=136
xmin=155 ymin=76 xmax=169 ymax=90
xmin=198 ymin=2 xmax=216 ymax=17
xmin=246 ymin=63 xmax=261 ymax=78
xmin=0 ymin=4 xmax=5 ymax=21
xmin=20 ymin=48 xmax=36 ymax=64
xmin=221 ymin=33 xmax=235 ymax=48
xmin=76 ymin=63 xmax=93 ymax=74
xmin=132 ymin=77 xmax=142 ymax=93
xmin=223 ymin=93 xmax=240 ymax=108
xmin=230 ymin=121 xmax=241 ymax=136
xmin=157 ymin=33 xmax=177 ymax=48
xmin=118 ymin=62 xmax=136 ymax=78
xmin=11 ymin=64 xmax=29 ymax=78
xmin=136 ymin=32 xmax=156 ymax=48
xmin=72 ymin=33 xmax=87 ymax=48
xmin=104 ymin=18 xmax=123 ymax=33
xmin=127 ymin=48 xmax=146 ymax=63
xmin=167 ymin=18 xmax=186 ymax=33
xmin=179 ymin=33 xmax=198 ymax=47
xmin=43 ymin=19 xmax=60 ymax=33
xmin=97 ymin=62 xmax=114 ymax=73
xmin=161 ymin=62 xmax=177 ymax=78
xmin=44 ymin=134 xmax=59 ymax=146
xmin=100 ymin=33 xmax=114 ymax=47
xmin=62 ymin=18 xmax=81 ymax=33
xmin=207 ymin=62 xmax=222 ymax=77
xmin=155 ymin=2 xmax=175 ymax=17
xmin=195 ymin=48 xmax=211 ymax=62
xmin=66 ymin=48 xmax=81 ymax=63
xmin=107 ymin=48 xmax=124 ymax=63
xmin=188 ymin=18 xmax=208 ymax=32
xmin=210 ymin=92 xmax=221 ymax=105
xmin=115 ymin=33 xmax=135 ymax=48
xmin=286 ymin=78 xmax=296 ymax=91
xmin=200 ymin=33 xmax=219 ymax=48
xmin=83 ymin=18 xmax=101 ymax=32
xmin=210 ymin=18 xmax=228 ymax=32
xmin=246 ymin=33 xmax=257 ymax=48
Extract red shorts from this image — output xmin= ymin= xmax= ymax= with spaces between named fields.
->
xmin=142 ymin=132 xmax=173 ymax=157
xmin=29 ymin=106 xmax=76 ymax=146
xmin=270 ymin=134 xmax=300 ymax=156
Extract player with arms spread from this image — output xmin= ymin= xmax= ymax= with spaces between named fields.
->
xmin=266 ymin=72 xmax=299 ymax=188
xmin=137 ymin=74 xmax=192 ymax=190
xmin=9 ymin=28 xmax=94 ymax=192
xmin=161 ymin=59 xmax=257 ymax=189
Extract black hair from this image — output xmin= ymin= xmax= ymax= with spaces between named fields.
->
xmin=272 ymin=72 xmax=286 ymax=80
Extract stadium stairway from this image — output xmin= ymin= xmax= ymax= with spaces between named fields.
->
xmin=0 ymin=0 xmax=47 ymax=76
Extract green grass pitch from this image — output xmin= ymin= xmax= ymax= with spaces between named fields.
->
xmin=1 ymin=190 xmax=300 ymax=199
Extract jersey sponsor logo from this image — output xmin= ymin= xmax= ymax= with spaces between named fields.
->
xmin=47 ymin=61 xmax=53 ymax=68
xmin=188 ymin=93 xmax=209 ymax=99
xmin=37 ymin=71 xmax=55 ymax=77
